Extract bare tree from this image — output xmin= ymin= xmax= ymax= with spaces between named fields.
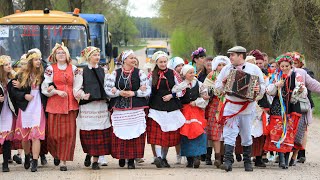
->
xmin=25 ymin=0 xmax=52 ymax=11
xmin=293 ymin=0 xmax=320 ymax=78
xmin=69 ymin=0 xmax=85 ymax=12
xmin=0 ymin=0 xmax=14 ymax=16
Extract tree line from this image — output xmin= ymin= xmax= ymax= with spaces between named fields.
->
xmin=134 ymin=17 xmax=168 ymax=39
xmin=157 ymin=0 xmax=320 ymax=78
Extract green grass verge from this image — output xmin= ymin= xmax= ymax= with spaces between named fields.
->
xmin=312 ymin=94 xmax=320 ymax=117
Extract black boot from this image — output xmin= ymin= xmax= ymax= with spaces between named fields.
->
xmin=254 ymin=156 xmax=266 ymax=167
xmin=8 ymin=149 xmax=12 ymax=164
xmin=31 ymin=159 xmax=38 ymax=172
xmin=2 ymin=163 xmax=9 ymax=172
xmin=54 ymin=158 xmax=60 ymax=166
xmin=92 ymin=156 xmax=100 ymax=170
xmin=2 ymin=141 xmax=10 ymax=172
xmin=297 ymin=150 xmax=301 ymax=160
xmin=60 ymin=166 xmax=68 ymax=171
xmin=200 ymin=154 xmax=206 ymax=161
xmin=154 ymin=157 xmax=163 ymax=168
xmin=84 ymin=154 xmax=91 ymax=167
xmin=186 ymin=157 xmax=194 ymax=168
xmin=24 ymin=154 xmax=31 ymax=170
xmin=214 ymin=153 xmax=222 ymax=168
xmin=220 ymin=144 xmax=234 ymax=172
xmin=205 ymin=147 xmax=213 ymax=165
xmin=284 ymin=152 xmax=290 ymax=169
xmin=243 ymin=146 xmax=253 ymax=172
xmin=278 ymin=153 xmax=285 ymax=169
xmin=119 ymin=159 xmax=126 ymax=167
xmin=262 ymin=154 xmax=269 ymax=163
xmin=193 ymin=156 xmax=200 ymax=168
xmin=298 ymin=150 xmax=306 ymax=163
xmin=127 ymin=159 xmax=135 ymax=169
xmin=13 ymin=154 xmax=22 ymax=164
xmin=92 ymin=162 xmax=100 ymax=170
xmin=40 ymin=154 xmax=47 ymax=166
xmin=221 ymin=154 xmax=224 ymax=163
xmin=162 ymin=158 xmax=171 ymax=168
xmin=236 ymin=154 xmax=242 ymax=162
xmin=289 ymin=158 xmax=296 ymax=166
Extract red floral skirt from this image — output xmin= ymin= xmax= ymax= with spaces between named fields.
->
xmin=264 ymin=113 xmax=300 ymax=153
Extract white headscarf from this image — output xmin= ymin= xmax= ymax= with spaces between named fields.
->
xmin=167 ymin=57 xmax=184 ymax=70
xmin=152 ymin=51 xmax=168 ymax=62
xmin=122 ymin=50 xmax=134 ymax=62
xmin=181 ymin=64 xmax=194 ymax=76
xmin=245 ymin=55 xmax=256 ymax=64
xmin=212 ymin=56 xmax=231 ymax=71
xmin=172 ymin=64 xmax=196 ymax=93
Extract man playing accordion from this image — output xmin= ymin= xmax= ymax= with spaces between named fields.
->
xmin=215 ymin=46 xmax=265 ymax=172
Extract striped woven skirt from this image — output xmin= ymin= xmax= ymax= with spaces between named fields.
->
xmin=47 ymin=110 xmax=77 ymax=161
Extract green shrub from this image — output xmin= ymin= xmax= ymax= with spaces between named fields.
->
xmin=312 ymin=94 xmax=320 ymax=117
xmin=170 ymin=27 xmax=215 ymax=61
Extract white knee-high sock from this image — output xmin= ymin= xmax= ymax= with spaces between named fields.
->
xmin=155 ymin=145 xmax=162 ymax=158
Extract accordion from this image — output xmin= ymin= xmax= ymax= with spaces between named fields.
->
xmin=224 ymin=69 xmax=259 ymax=101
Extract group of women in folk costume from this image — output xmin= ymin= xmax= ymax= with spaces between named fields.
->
xmin=1 ymin=44 xmax=319 ymax=173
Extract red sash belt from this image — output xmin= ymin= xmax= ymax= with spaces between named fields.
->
xmin=219 ymin=99 xmax=250 ymax=125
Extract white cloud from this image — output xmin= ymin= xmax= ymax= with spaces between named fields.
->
xmin=128 ymin=0 xmax=158 ymax=17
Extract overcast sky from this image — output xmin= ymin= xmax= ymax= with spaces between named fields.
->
xmin=128 ymin=0 xmax=158 ymax=17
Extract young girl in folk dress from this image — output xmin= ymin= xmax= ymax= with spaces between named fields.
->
xmin=105 ymin=50 xmax=150 ymax=169
xmin=168 ymin=57 xmax=185 ymax=74
xmin=167 ymin=56 xmax=185 ymax=164
xmin=42 ymin=43 xmax=80 ymax=171
xmin=13 ymin=51 xmax=46 ymax=172
xmin=0 ymin=55 xmax=16 ymax=172
xmin=147 ymin=51 xmax=186 ymax=168
xmin=173 ymin=64 xmax=208 ymax=168
xmin=76 ymin=46 xmax=111 ymax=170
xmin=203 ymin=56 xmax=230 ymax=167
xmin=10 ymin=54 xmax=27 ymax=165
xmin=264 ymin=54 xmax=307 ymax=169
